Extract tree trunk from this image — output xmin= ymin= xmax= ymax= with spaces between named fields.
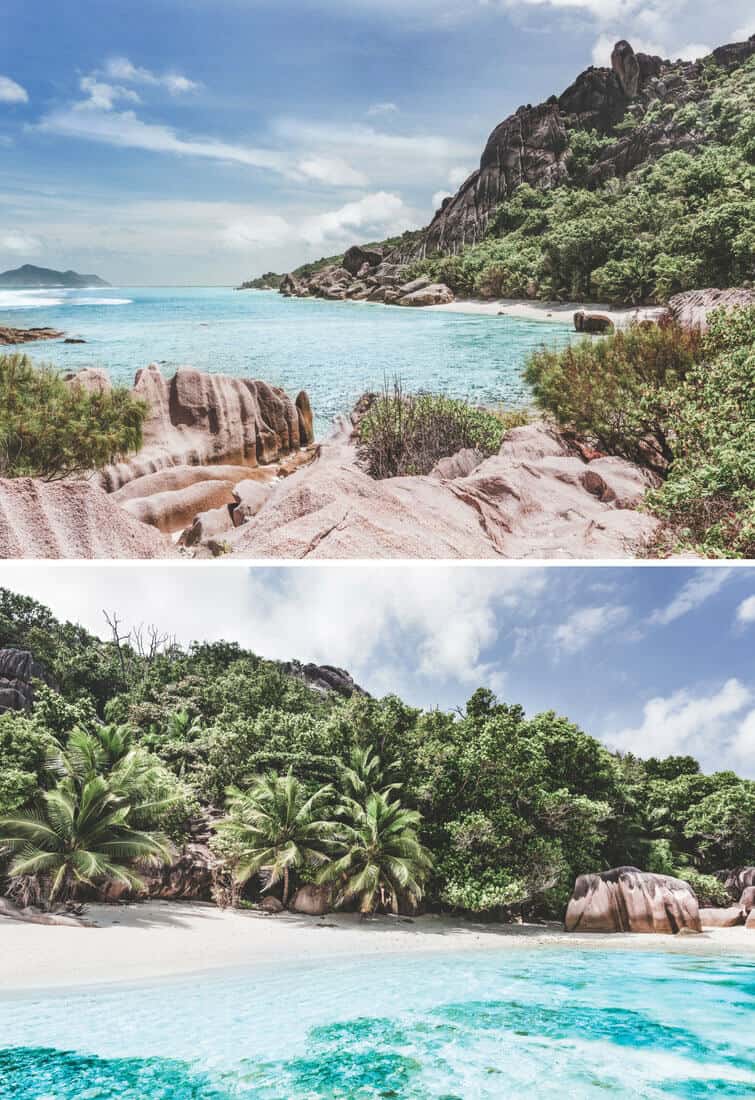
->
xmin=282 ymin=867 xmax=289 ymax=908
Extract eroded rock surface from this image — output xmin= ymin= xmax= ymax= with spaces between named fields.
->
xmin=226 ymin=422 xmax=660 ymax=559
xmin=283 ymin=661 xmax=367 ymax=697
xmin=699 ymin=907 xmax=745 ymax=928
xmin=290 ymin=884 xmax=332 ymax=915
xmin=667 ymin=289 xmax=755 ymax=330
xmin=0 ymin=477 xmax=176 ymax=559
xmin=565 ymin=867 xmax=702 ymax=934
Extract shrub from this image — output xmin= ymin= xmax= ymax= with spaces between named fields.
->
xmin=0 ymin=354 xmax=147 ymax=480
xmin=523 ymin=322 xmax=703 ymax=475
xmin=356 ymin=381 xmax=509 ymax=479
xmin=679 ymin=869 xmax=731 ymax=908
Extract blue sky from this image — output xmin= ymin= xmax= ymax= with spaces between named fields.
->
xmin=3 ymin=563 xmax=755 ymax=777
xmin=1 ymin=0 xmax=753 ymax=283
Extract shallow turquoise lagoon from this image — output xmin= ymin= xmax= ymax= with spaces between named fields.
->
xmin=0 ymin=286 xmax=574 ymax=436
xmin=1 ymin=947 xmax=754 ymax=1098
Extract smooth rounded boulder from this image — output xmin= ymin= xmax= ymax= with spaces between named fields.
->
xmin=290 ymin=884 xmax=332 ymax=915
xmin=699 ymin=907 xmax=745 ymax=928
xmin=564 ymin=867 xmax=702 ymax=934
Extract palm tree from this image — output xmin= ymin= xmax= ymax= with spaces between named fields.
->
xmin=216 ymin=771 xmax=335 ymax=906
xmin=321 ymin=792 xmax=432 ymax=916
xmin=339 ymin=746 xmax=402 ymax=804
xmin=0 ymin=775 xmax=171 ymax=906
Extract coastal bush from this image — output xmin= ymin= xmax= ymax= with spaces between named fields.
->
xmin=524 ymin=322 xmax=703 ymax=475
xmin=0 ymin=353 xmax=147 ymax=480
xmin=524 ymin=309 xmax=755 ymax=555
xmin=356 ymin=383 xmax=508 ymax=478
xmin=1 ymin=590 xmax=754 ymax=918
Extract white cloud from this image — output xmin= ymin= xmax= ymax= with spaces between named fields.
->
xmin=733 ymin=19 xmax=755 ymax=40
xmin=737 ymin=596 xmax=755 ymax=625
xmin=448 ymin=165 xmax=472 ymax=188
xmin=296 ymin=156 xmax=368 ymax=187
xmin=432 ymin=190 xmax=452 ymax=211
xmin=0 ymin=231 xmax=41 ymax=255
xmin=608 ymin=678 xmax=752 ymax=764
xmin=367 ymin=101 xmax=398 ymax=116
xmin=0 ymin=75 xmax=28 ymax=104
xmin=103 ymin=57 xmax=201 ymax=94
xmin=553 ymin=604 xmax=629 ymax=653
xmin=0 ymin=565 xmax=546 ymax=702
xmin=649 ymin=569 xmax=733 ymax=626
xmin=225 ymin=191 xmax=416 ymax=249
xmin=76 ymin=76 xmax=141 ymax=112
xmin=731 ymin=709 xmax=755 ymax=770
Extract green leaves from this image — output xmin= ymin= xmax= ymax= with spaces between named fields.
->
xmin=0 ymin=353 xmax=147 ymax=480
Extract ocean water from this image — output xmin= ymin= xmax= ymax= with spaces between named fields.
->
xmin=1 ymin=947 xmax=754 ymax=1099
xmin=0 ymin=286 xmax=574 ymax=437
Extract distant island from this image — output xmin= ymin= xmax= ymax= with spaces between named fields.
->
xmin=0 ymin=264 xmax=110 ymax=289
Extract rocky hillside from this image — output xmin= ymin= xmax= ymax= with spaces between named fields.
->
xmin=279 ymin=35 xmax=754 ymax=306
xmin=0 ymin=265 xmax=110 ymax=288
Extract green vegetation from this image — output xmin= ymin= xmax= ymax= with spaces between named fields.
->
xmin=236 ymin=272 xmax=283 ymax=290
xmin=409 ymin=56 xmax=755 ymax=305
xmin=1 ymin=589 xmax=753 ymax=918
xmin=0 ymin=353 xmax=147 ymax=480
xmin=525 ymin=308 xmax=755 ymax=556
xmin=356 ymin=382 xmax=516 ymax=478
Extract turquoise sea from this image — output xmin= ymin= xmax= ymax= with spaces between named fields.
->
xmin=0 ymin=286 xmax=574 ymax=437
xmin=1 ymin=947 xmax=754 ymax=1099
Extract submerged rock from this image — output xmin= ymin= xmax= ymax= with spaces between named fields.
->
xmin=564 ymin=867 xmax=702 ymax=934
xmin=574 ymin=311 xmax=614 ymax=334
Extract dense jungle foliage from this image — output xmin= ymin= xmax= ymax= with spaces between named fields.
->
xmin=409 ymin=55 xmax=755 ymax=304
xmin=1 ymin=588 xmax=751 ymax=916
xmin=525 ymin=307 xmax=755 ymax=557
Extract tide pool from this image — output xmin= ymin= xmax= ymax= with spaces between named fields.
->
xmin=1 ymin=947 xmax=753 ymax=1098
xmin=0 ymin=286 xmax=574 ymax=437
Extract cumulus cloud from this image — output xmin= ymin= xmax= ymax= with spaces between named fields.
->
xmin=649 ymin=569 xmax=733 ymax=626
xmin=737 ymin=596 xmax=755 ymax=625
xmin=296 ymin=155 xmax=368 ymax=187
xmin=225 ymin=191 xmax=416 ymax=249
xmin=552 ymin=604 xmax=630 ymax=654
xmin=0 ymin=565 xmax=546 ymax=702
xmin=608 ymin=678 xmax=753 ymax=766
xmin=0 ymin=75 xmax=28 ymax=104
xmin=76 ymin=76 xmax=141 ymax=112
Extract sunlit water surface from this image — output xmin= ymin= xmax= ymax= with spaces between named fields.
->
xmin=0 ymin=286 xmax=574 ymax=436
xmin=1 ymin=947 xmax=754 ymax=1099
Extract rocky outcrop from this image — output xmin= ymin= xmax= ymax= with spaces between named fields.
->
xmin=0 ymin=897 xmax=94 ymax=927
xmin=100 ymin=365 xmax=314 ymax=494
xmin=739 ymin=887 xmax=755 ymax=912
xmin=282 ymin=661 xmax=367 ymax=698
xmin=574 ymin=311 xmax=615 ymax=334
xmin=225 ymin=421 xmax=660 ymax=560
xmin=98 ymin=815 xmax=220 ymax=902
xmin=397 ymin=283 xmax=454 ymax=307
xmin=699 ymin=907 xmax=745 ymax=928
xmin=417 ymin=37 xmax=754 ymax=257
xmin=667 ymin=289 xmax=755 ymax=330
xmin=0 ymin=477 xmax=177 ymax=559
xmin=747 ymin=910 xmax=755 ymax=930
xmin=278 ymin=250 xmax=456 ymax=309
xmin=0 ymin=326 xmax=64 ymax=345
xmin=0 ymin=649 xmax=52 ymax=712
xmin=290 ymin=883 xmax=332 ymax=915
xmin=565 ymin=867 xmax=702 ymax=934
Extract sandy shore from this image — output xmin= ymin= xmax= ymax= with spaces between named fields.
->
xmin=428 ymin=297 xmax=667 ymax=327
xmin=1 ymin=901 xmax=753 ymax=993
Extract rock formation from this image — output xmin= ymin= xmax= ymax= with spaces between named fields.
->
xmin=0 ymin=477 xmax=177 ymax=559
xmin=282 ymin=661 xmax=367 ymax=698
xmin=564 ymin=867 xmax=702 ymax=934
xmin=0 ymin=648 xmax=52 ymax=712
xmin=667 ymin=289 xmax=755 ymax=330
xmin=225 ymin=421 xmax=660 ymax=559
xmin=290 ymin=883 xmax=332 ymax=915
xmin=0 ymin=326 xmax=65 ymax=346
xmin=698 ymin=906 xmax=745 ymax=928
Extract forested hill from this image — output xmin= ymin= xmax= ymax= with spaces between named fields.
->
xmin=1 ymin=587 xmax=753 ymax=916
xmin=273 ymin=35 xmax=754 ymax=307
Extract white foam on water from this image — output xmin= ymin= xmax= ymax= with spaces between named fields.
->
xmin=71 ymin=297 xmax=133 ymax=306
xmin=0 ymin=290 xmax=65 ymax=310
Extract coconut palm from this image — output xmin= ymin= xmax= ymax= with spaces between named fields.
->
xmin=321 ymin=792 xmax=432 ymax=915
xmin=44 ymin=724 xmax=182 ymax=833
xmin=339 ymin=746 xmax=402 ymax=804
xmin=216 ymin=771 xmax=335 ymax=906
xmin=0 ymin=775 xmax=171 ymax=905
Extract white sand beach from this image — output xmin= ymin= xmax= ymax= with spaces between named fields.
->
xmin=1 ymin=902 xmax=753 ymax=993
xmin=428 ymin=297 xmax=668 ymax=327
